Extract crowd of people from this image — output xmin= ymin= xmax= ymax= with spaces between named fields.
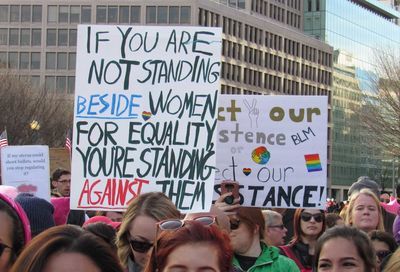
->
xmin=1 ymin=172 xmax=400 ymax=272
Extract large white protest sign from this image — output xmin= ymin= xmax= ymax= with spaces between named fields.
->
xmin=71 ymin=25 xmax=221 ymax=212
xmin=1 ymin=145 xmax=50 ymax=201
xmin=215 ymin=95 xmax=328 ymax=209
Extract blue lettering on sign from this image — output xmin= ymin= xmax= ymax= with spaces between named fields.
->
xmin=76 ymin=93 xmax=142 ymax=119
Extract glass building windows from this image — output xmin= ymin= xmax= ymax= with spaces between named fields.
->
xmin=130 ymin=6 xmax=140 ymax=23
xmin=48 ymin=6 xmax=57 ymax=23
xmin=21 ymin=5 xmax=31 ymax=22
xmin=0 ymin=29 xmax=7 ymax=45
xmin=158 ymin=6 xmax=168 ymax=24
xmin=0 ymin=6 xmax=8 ymax=22
xmin=70 ymin=6 xmax=80 ymax=23
xmin=119 ymin=6 xmax=129 ymax=23
xmin=31 ymin=76 xmax=40 ymax=87
xmin=81 ymin=6 xmax=91 ymax=23
xmin=46 ymin=52 xmax=56 ymax=69
xmin=146 ymin=6 xmax=156 ymax=24
xmin=9 ymin=29 xmax=19 ymax=45
xmin=59 ymin=6 xmax=68 ymax=23
xmin=169 ymin=6 xmax=179 ymax=24
xmin=31 ymin=29 xmax=41 ymax=46
xmin=19 ymin=52 xmax=29 ymax=69
xmin=96 ymin=6 xmax=106 ymax=23
xmin=8 ymin=52 xmax=18 ymax=69
xmin=69 ymin=29 xmax=77 ymax=46
xmin=180 ymin=6 xmax=191 ymax=24
xmin=58 ymin=29 xmax=68 ymax=46
xmin=46 ymin=29 xmax=56 ymax=46
xmin=20 ymin=29 xmax=30 ymax=46
xmin=57 ymin=52 xmax=67 ymax=70
xmin=45 ymin=76 xmax=55 ymax=91
xmin=31 ymin=52 xmax=40 ymax=69
xmin=32 ymin=5 xmax=42 ymax=23
xmin=68 ymin=53 xmax=76 ymax=70
xmin=67 ymin=76 xmax=75 ymax=93
xmin=10 ymin=5 xmax=20 ymax=22
xmin=0 ymin=52 xmax=6 ymax=67
xmin=56 ymin=76 xmax=66 ymax=92
xmin=108 ymin=6 xmax=118 ymax=23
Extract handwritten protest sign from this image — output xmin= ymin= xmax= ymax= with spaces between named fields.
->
xmin=1 ymin=146 xmax=50 ymax=201
xmin=215 ymin=95 xmax=328 ymax=208
xmin=71 ymin=25 xmax=221 ymax=212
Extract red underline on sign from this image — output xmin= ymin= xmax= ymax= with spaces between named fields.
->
xmin=77 ymin=206 xmax=126 ymax=209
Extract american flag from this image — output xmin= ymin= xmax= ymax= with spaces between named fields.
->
xmin=65 ymin=129 xmax=72 ymax=155
xmin=0 ymin=129 xmax=8 ymax=147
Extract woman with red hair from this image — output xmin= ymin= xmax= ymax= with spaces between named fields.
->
xmin=144 ymin=220 xmax=233 ymax=272
xmin=280 ymin=209 xmax=326 ymax=271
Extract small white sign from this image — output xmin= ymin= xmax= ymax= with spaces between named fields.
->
xmin=1 ymin=145 xmax=50 ymax=201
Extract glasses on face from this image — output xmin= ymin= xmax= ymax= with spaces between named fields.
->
xmin=268 ymin=224 xmax=285 ymax=230
xmin=300 ymin=212 xmax=324 ymax=223
xmin=376 ymin=250 xmax=391 ymax=261
xmin=0 ymin=242 xmax=12 ymax=256
xmin=158 ymin=215 xmax=216 ymax=231
xmin=58 ymin=179 xmax=71 ymax=184
xmin=129 ymin=239 xmax=153 ymax=253
xmin=230 ymin=219 xmax=240 ymax=230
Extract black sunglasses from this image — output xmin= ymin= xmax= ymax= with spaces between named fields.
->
xmin=129 ymin=239 xmax=153 ymax=253
xmin=0 ymin=242 xmax=13 ymax=256
xmin=268 ymin=224 xmax=285 ymax=230
xmin=376 ymin=250 xmax=391 ymax=261
xmin=230 ymin=219 xmax=240 ymax=230
xmin=300 ymin=212 xmax=324 ymax=223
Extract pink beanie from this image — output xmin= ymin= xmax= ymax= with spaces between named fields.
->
xmin=0 ymin=185 xmax=19 ymax=199
xmin=50 ymin=197 xmax=71 ymax=225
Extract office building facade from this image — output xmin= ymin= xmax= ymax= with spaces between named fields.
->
xmin=0 ymin=0 xmax=333 ymax=184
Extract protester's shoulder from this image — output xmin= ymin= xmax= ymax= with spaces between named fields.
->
xmin=275 ymin=254 xmax=300 ymax=271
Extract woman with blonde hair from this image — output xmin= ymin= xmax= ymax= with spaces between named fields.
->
xmin=345 ymin=188 xmax=384 ymax=233
xmin=116 ymin=192 xmax=180 ymax=272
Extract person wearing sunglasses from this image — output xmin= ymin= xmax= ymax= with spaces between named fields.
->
xmin=0 ymin=193 xmax=31 ymax=272
xmin=345 ymin=189 xmax=384 ymax=234
xmin=314 ymin=226 xmax=376 ymax=272
xmin=368 ymin=230 xmax=397 ymax=271
xmin=144 ymin=220 xmax=233 ymax=272
xmin=280 ymin=209 xmax=326 ymax=272
xmin=229 ymin=207 xmax=299 ymax=272
xmin=116 ymin=192 xmax=180 ymax=272
xmin=262 ymin=210 xmax=287 ymax=247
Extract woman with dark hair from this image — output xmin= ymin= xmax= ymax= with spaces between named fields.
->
xmin=280 ymin=209 xmax=326 ymax=271
xmin=116 ymin=192 xmax=180 ymax=272
xmin=144 ymin=220 xmax=233 ymax=272
xmin=368 ymin=230 xmax=398 ymax=271
xmin=10 ymin=225 xmax=123 ymax=272
xmin=0 ymin=193 xmax=31 ymax=272
xmin=230 ymin=207 xmax=299 ymax=272
xmin=314 ymin=226 xmax=376 ymax=272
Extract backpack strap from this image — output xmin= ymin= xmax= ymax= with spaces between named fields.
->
xmin=279 ymin=245 xmax=305 ymax=270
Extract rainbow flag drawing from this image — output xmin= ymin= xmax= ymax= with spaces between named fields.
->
xmin=304 ymin=154 xmax=322 ymax=172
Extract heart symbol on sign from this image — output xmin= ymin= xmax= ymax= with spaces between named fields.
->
xmin=142 ymin=111 xmax=151 ymax=121
xmin=243 ymin=168 xmax=251 ymax=176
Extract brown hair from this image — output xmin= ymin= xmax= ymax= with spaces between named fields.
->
xmin=144 ymin=221 xmax=233 ymax=272
xmin=236 ymin=207 xmax=265 ymax=239
xmin=10 ymin=225 xmax=123 ymax=272
xmin=314 ymin=226 xmax=376 ymax=272
xmin=116 ymin=192 xmax=180 ymax=267
xmin=291 ymin=208 xmax=326 ymax=243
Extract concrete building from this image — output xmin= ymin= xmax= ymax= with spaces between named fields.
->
xmin=304 ymin=0 xmax=400 ymax=200
xmin=0 ymin=0 xmax=333 ymax=181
